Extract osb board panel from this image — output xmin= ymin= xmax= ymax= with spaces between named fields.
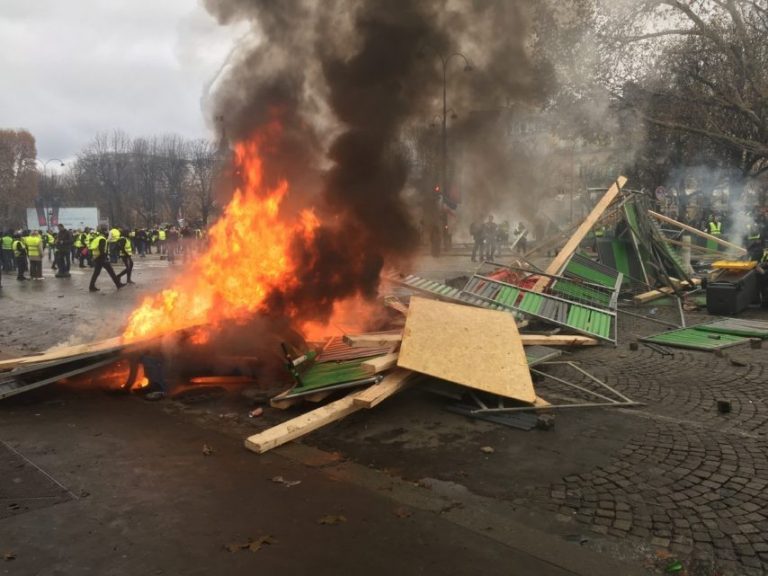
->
xmin=397 ymin=297 xmax=536 ymax=403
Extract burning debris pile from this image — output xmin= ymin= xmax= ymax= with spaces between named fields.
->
xmin=4 ymin=175 xmax=768 ymax=455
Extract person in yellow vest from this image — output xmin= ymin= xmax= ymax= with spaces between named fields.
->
xmin=45 ymin=230 xmax=55 ymax=264
xmin=25 ymin=230 xmax=44 ymax=280
xmin=707 ymin=214 xmax=722 ymax=236
xmin=13 ymin=233 xmax=28 ymax=281
xmin=158 ymin=227 xmax=167 ymax=255
xmin=88 ymin=226 xmax=123 ymax=292
xmin=1 ymin=230 xmax=14 ymax=272
xmin=108 ymin=226 xmax=121 ymax=264
xmin=115 ymin=228 xmax=135 ymax=284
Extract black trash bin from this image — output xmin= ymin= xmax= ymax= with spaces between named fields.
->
xmin=706 ymin=269 xmax=758 ymax=315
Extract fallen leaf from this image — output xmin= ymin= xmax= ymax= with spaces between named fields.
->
xmin=202 ymin=444 xmax=214 ymax=456
xmin=271 ymin=476 xmax=301 ymax=487
xmin=248 ymin=535 xmax=277 ymax=552
xmin=393 ymin=507 xmax=412 ymax=519
xmin=317 ymin=514 xmax=347 ymax=525
xmin=480 ymin=446 xmax=495 ymax=454
xmin=249 ymin=407 xmax=264 ymax=418
xmin=224 ymin=535 xmax=277 ymax=553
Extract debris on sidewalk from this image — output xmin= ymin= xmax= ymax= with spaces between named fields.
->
xmin=317 ymin=514 xmax=347 ymax=526
xmin=270 ymin=475 xmax=301 ymax=487
xmin=223 ymin=535 xmax=277 ymax=553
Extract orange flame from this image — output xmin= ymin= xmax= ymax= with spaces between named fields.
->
xmin=123 ymin=131 xmax=318 ymax=342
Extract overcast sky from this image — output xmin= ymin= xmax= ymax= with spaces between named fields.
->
xmin=0 ymin=0 xmax=245 ymax=164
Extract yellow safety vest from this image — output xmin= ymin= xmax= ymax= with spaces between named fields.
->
xmin=25 ymin=236 xmax=43 ymax=257
xmin=74 ymin=234 xmax=83 ymax=248
xmin=708 ymin=221 xmax=722 ymax=236
xmin=89 ymin=235 xmax=106 ymax=258
xmin=158 ymin=230 xmax=166 ymax=241
xmin=13 ymin=240 xmax=26 ymax=258
xmin=122 ymin=238 xmax=132 ymax=256
xmin=1 ymin=236 xmax=12 ymax=250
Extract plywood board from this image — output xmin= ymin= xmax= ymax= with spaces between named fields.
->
xmin=396 ymin=297 xmax=536 ymax=403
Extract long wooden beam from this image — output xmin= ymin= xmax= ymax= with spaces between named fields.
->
xmin=518 ymin=335 xmax=599 ymax=347
xmin=532 ymin=176 xmax=628 ymax=292
xmin=649 ymin=211 xmax=746 ymax=255
xmin=245 ymin=370 xmax=414 ymax=454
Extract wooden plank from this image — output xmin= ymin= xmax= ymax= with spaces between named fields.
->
xmin=0 ymin=336 xmax=127 ymax=372
xmin=649 ymin=211 xmax=747 ymax=255
xmin=245 ymin=371 xmax=411 ymax=454
xmin=632 ymin=287 xmax=674 ymax=304
xmin=343 ymin=333 xmax=403 ymax=348
xmin=532 ymin=176 xmax=627 ymax=292
xmin=519 ymin=335 xmax=598 ymax=347
xmin=396 ymin=297 xmax=536 ymax=403
xmin=352 ymin=369 xmax=413 ymax=408
xmin=361 ymin=352 xmax=399 ymax=375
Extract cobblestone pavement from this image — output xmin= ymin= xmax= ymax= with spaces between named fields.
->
xmin=531 ymin=307 xmax=768 ymax=575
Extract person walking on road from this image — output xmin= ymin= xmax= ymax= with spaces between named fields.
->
xmin=13 ymin=233 xmax=28 ymax=281
xmin=88 ymin=226 xmax=123 ymax=292
xmin=115 ymin=228 xmax=135 ymax=285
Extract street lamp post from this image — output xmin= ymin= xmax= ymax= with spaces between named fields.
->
xmin=36 ymin=159 xmax=65 ymax=230
xmin=429 ymin=51 xmax=472 ymax=256
xmin=438 ymin=52 xmax=472 ymax=206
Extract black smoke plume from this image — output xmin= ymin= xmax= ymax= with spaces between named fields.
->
xmin=203 ymin=0 xmax=556 ymax=322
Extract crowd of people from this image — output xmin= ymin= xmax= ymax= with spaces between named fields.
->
xmin=469 ymin=216 xmax=525 ymax=262
xmin=0 ymin=225 xmax=206 ymax=291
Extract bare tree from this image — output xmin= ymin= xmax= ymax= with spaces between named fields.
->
xmin=158 ymin=134 xmax=189 ymax=224
xmin=0 ymin=129 xmax=38 ymax=228
xmin=187 ymin=138 xmax=217 ymax=226
xmin=131 ymin=137 xmax=164 ymax=226
xmin=600 ymin=0 xmax=768 ymax=185
xmin=79 ymin=130 xmax=133 ymax=225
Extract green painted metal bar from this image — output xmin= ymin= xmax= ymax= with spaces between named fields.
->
xmin=640 ymin=328 xmax=748 ymax=351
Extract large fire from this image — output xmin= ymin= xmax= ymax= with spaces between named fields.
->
xmin=123 ymin=129 xmax=320 ymax=343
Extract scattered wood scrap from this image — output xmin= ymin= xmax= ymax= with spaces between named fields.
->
xmin=531 ymin=176 xmax=627 ymax=292
xmin=343 ymin=332 xmax=403 ymax=348
xmin=361 ymin=352 xmax=399 ymax=375
xmin=396 ymin=297 xmax=537 ymax=403
xmin=245 ymin=370 xmax=415 ymax=454
xmin=518 ymin=335 xmax=598 ymax=347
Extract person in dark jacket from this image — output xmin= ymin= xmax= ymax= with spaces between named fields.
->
xmin=115 ymin=228 xmax=135 ymax=284
xmin=88 ymin=226 xmax=123 ymax=292
xmin=55 ymin=224 xmax=73 ymax=278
